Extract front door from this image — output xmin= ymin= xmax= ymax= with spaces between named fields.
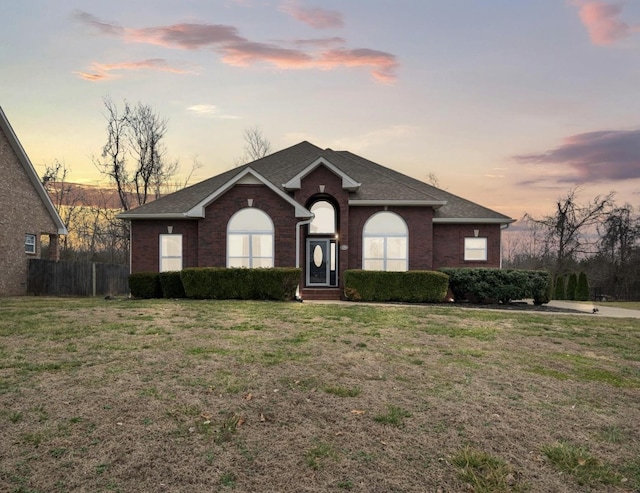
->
xmin=307 ymin=239 xmax=337 ymax=286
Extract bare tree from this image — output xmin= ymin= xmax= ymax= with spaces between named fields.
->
xmin=41 ymin=160 xmax=84 ymax=257
xmin=94 ymin=97 xmax=179 ymax=210
xmin=235 ymin=126 xmax=272 ymax=166
xmin=524 ymin=187 xmax=614 ymax=277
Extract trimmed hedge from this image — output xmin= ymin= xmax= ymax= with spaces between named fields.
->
xmin=129 ymin=272 xmax=162 ymax=299
xmin=180 ymin=267 xmax=301 ymax=301
xmin=343 ymin=270 xmax=449 ymax=303
xmin=159 ymin=271 xmax=186 ymax=299
xmin=439 ymin=268 xmax=552 ymax=305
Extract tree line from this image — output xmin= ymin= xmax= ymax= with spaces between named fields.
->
xmin=504 ymin=188 xmax=640 ymax=301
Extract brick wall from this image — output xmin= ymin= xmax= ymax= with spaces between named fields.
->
xmin=0 ymin=127 xmax=59 ymax=295
xmin=130 ymin=184 xmax=300 ymax=273
xmin=130 ymin=220 xmax=198 ymax=273
xmin=348 ymin=206 xmax=434 ymax=271
xmin=432 ymin=223 xmax=503 ymax=269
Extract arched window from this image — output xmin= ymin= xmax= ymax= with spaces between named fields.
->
xmin=309 ymin=200 xmax=336 ymax=234
xmin=363 ymin=212 xmax=408 ymax=271
xmin=227 ymin=208 xmax=274 ymax=268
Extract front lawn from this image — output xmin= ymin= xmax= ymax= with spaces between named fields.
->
xmin=0 ymin=298 xmax=638 ymax=492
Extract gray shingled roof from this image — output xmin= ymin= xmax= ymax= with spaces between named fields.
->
xmin=118 ymin=141 xmax=513 ymax=224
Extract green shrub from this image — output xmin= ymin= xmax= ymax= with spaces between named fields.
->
xmin=180 ymin=267 xmax=301 ymax=301
xmin=531 ymin=271 xmax=553 ymax=305
xmin=440 ymin=268 xmax=552 ymax=305
xmin=343 ymin=270 xmax=449 ymax=303
xmin=554 ymin=275 xmax=566 ymax=300
xmin=576 ymin=272 xmax=590 ymax=301
xmin=159 ymin=271 xmax=186 ymax=298
xmin=129 ymin=272 xmax=161 ymax=299
xmin=566 ymin=272 xmax=578 ymax=301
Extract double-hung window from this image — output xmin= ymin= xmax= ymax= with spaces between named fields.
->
xmin=362 ymin=212 xmax=408 ymax=271
xmin=159 ymin=234 xmax=183 ymax=272
xmin=25 ymin=234 xmax=36 ymax=254
xmin=227 ymin=209 xmax=274 ymax=268
xmin=464 ymin=237 xmax=487 ymax=261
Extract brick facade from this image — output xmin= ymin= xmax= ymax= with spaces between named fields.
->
xmin=128 ymin=164 xmax=505 ymax=288
xmin=0 ymin=127 xmax=60 ymax=295
xmin=433 ymin=223 xmax=503 ymax=268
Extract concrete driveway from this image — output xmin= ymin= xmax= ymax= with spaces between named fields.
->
xmin=547 ymin=300 xmax=640 ymax=319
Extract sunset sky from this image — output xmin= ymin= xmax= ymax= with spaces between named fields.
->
xmin=2 ymin=0 xmax=640 ymax=220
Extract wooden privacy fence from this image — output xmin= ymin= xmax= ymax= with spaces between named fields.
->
xmin=28 ymin=259 xmax=129 ymax=297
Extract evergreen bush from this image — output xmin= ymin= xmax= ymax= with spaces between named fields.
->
xmin=566 ymin=273 xmax=578 ymax=301
xmin=440 ymin=268 xmax=551 ymax=305
xmin=129 ymin=272 xmax=162 ymax=299
xmin=343 ymin=270 xmax=449 ymax=303
xmin=576 ymin=271 xmax=590 ymax=301
xmin=180 ymin=267 xmax=300 ymax=301
xmin=554 ymin=276 xmax=566 ymax=300
xmin=159 ymin=271 xmax=186 ymax=298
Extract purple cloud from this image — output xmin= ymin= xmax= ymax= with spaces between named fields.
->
xmin=515 ymin=129 xmax=640 ymax=183
xmin=72 ymin=10 xmax=123 ymax=36
xmin=280 ymin=1 xmax=344 ymax=29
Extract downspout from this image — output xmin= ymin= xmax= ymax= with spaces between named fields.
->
xmin=295 ymin=215 xmax=315 ymax=299
xmin=500 ymin=223 xmax=510 ymax=269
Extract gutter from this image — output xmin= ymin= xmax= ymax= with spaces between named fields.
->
xmin=295 ymin=215 xmax=314 ymax=300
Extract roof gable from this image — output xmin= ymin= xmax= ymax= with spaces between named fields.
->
xmin=186 ymin=167 xmax=312 ymax=219
xmin=283 ymin=157 xmax=361 ymax=192
xmin=0 ymin=107 xmax=67 ymax=235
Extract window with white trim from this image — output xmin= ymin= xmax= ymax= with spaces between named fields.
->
xmin=363 ymin=212 xmax=408 ymax=271
xmin=464 ymin=237 xmax=487 ymax=261
xmin=227 ymin=208 xmax=274 ymax=268
xmin=309 ymin=200 xmax=336 ymax=234
xmin=25 ymin=234 xmax=36 ymax=254
xmin=160 ymin=234 xmax=183 ymax=272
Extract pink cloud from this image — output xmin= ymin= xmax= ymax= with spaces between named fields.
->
xmin=317 ymin=48 xmax=399 ymax=83
xmin=572 ymin=1 xmax=637 ymax=45
xmin=74 ymin=11 xmax=397 ymax=83
xmin=74 ymin=71 xmax=111 ymax=81
xmin=280 ymin=1 xmax=344 ymax=29
xmin=75 ymin=59 xmax=196 ymax=81
xmin=220 ymin=41 xmax=313 ymax=68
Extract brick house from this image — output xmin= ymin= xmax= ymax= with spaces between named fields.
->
xmin=0 ymin=107 xmax=67 ymax=296
xmin=118 ymin=141 xmax=514 ymax=299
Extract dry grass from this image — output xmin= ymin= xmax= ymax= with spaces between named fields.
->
xmin=0 ymin=297 xmax=639 ymax=492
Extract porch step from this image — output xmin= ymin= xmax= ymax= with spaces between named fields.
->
xmin=301 ymin=288 xmax=342 ymax=301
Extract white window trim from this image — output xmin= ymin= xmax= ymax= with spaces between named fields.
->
xmin=464 ymin=237 xmax=488 ymax=261
xmin=159 ymin=234 xmax=183 ymax=272
xmin=362 ymin=212 xmax=408 ymax=272
xmin=25 ymin=234 xmax=36 ymax=254
xmin=227 ymin=209 xmax=275 ymax=268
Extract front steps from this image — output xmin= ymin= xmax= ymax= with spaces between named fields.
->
xmin=301 ymin=288 xmax=342 ymax=301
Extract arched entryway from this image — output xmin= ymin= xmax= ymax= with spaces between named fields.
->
xmin=305 ymin=198 xmax=339 ymax=287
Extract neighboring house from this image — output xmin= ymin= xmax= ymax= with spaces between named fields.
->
xmin=118 ymin=141 xmax=514 ymax=299
xmin=0 ymin=107 xmax=67 ymax=296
